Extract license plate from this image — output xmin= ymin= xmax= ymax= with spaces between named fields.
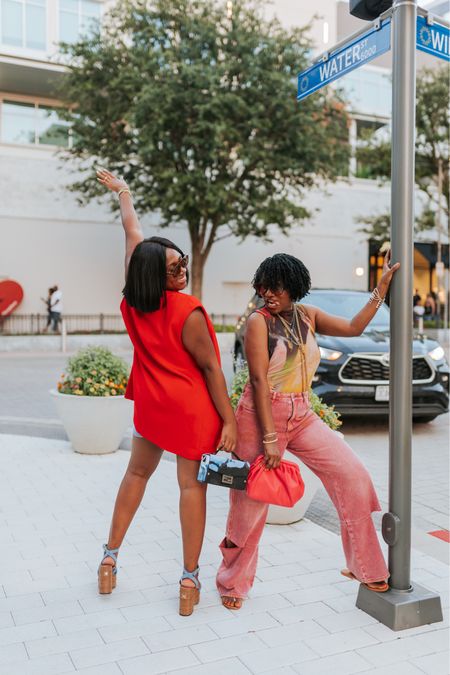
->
xmin=375 ymin=385 xmax=389 ymax=402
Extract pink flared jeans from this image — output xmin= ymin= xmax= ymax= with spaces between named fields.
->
xmin=216 ymin=387 xmax=389 ymax=599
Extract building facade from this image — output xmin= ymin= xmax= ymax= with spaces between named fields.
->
xmin=0 ymin=0 xmax=448 ymax=318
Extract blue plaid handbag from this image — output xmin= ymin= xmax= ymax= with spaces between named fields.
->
xmin=197 ymin=453 xmax=250 ymax=490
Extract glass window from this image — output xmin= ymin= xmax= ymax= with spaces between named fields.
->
xmin=1 ymin=100 xmax=70 ymax=147
xmin=59 ymin=0 xmax=100 ymax=43
xmin=1 ymin=0 xmax=23 ymax=47
xmin=37 ymin=106 xmax=69 ymax=147
xmin=2 ymin=101 xmax=36 ymax=144
xmin=341 ymin=67 xmax=391 ymax=118
xmin=25 ymin=1 xmax=46 ymax=49
xmin=308 ymin=290 xmax=390 ymax=328
xmin=1 ymin=0 xmax=46 ymax=49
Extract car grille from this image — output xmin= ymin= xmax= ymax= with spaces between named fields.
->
xmin=339 ymin=356 xmax=433 ymax=384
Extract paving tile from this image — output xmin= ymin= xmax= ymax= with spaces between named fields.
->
xmin=240 ymin=641 xmax=318 ymax=673
xmin=0 ymin=620 xmax=56 ymax=647
xmin=356 ymin=635 xmax=437 ymax=667
xmin=143 ymin=624 xmax=217 ymax=652
xmin=0 ymin=611 xmax=14 ymax=630
xmin=0 ymin=593 xmax=44 ymax=614
xmin=54 ymin=609 xmax=126 ymax=635
xmin=26 ymin=627 xmax=104 ymax=658
xmin=283 ymin=585 xmax=345 ymax=606
xmin=0 ymin=641 xmax=29 ymax=666
xmin=190 ymin=632 xmax=262 ymax=663
xmin=315 ymin=608 xmax=379 ymax=633
xmin=412 ymin=651 xmax=450 ymax=675
xmin=118 ymin=646 xmax=200 ymax=674
xmin=258 ymin=619 xmax=329 ymax=647
xmin=209 ymin=611 xmax=280 ymax=638
xmin=98 ymin=615 xmax=171 ymax=643
xmin=304 ymin=627 xmax=379 ymax=657
xmin=69 ymin=637 xmax=149 ymax=669
xmin=173 ymin=657 xmax=252 ymax=675
xmin=6 ymin=652 xmax=75 ymax=674
xmin=361 ymin=664 xmax=423 ymax=675
xmin=79 ymin=590 xmax=147 ymax=614
xmin=292 ymin=651 xmax=373 ymax=675
xmin=76 ymin=665 xmax=123 ymax=675
xmin=12 ymin=600 xmax=83 ymax=626
xmin=269 ymin=602 xmax=336 ymax=625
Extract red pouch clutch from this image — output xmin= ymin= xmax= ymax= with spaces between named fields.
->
xmin=246 ymin=455 xmax=305 ymax=507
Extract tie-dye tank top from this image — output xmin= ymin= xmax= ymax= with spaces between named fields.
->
xmin=255 ymin=305 xmax=321 ymax=393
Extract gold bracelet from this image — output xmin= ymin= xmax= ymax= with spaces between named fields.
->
xmin=263 ymin=432 xmax=277 ymax=438
xmin=118 ymin=188 xmax=131 ymax=198
xmin=262 ymin=437 xmax=278 ymax=444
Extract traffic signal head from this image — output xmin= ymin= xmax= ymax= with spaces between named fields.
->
xmin=349 ymin=0 xmax=393 ymax=20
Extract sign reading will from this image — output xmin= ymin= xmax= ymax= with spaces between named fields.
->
xmin=297 ymin=18 xmax=391 ymax=101
xmin=416 ymin=16 xmax=450 ymax=62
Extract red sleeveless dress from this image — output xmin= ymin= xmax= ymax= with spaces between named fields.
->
xmin=120 ymin=291 xmax=222 ymax=460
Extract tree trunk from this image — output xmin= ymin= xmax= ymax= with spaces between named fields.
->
xmin=190 ymin=243 xmax=204 ymax=300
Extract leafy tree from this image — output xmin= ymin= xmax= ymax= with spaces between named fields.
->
xmin=356 ymin=66 xmax=449 ymax=242
xmin=58 ymin=0 xmax=349 ymax=299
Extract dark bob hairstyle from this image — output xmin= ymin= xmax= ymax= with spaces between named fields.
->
xmin=252 ymin=253 xmax=311 ymax=302
xmin=123 ymin=236 xmax=186 ymax=313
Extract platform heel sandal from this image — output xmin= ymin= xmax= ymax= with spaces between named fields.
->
xmin=179 ymin=567 xmax=201 ymax=616
xmin=98 ymin=544 xmax=119 ymax=594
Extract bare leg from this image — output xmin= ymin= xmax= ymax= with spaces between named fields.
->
xmin=177 ymin=455 xmax=206 ymax=587
xmin=103 ymin=436 xmax=163 ymax=565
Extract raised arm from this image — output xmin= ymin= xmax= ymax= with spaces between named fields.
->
xmin=305 ymin=250 xmax=400 ymax=337
xmin=182 ymin=309 xmax=237 ymax=453
xmin=96 ymin=168 xmax=144 ymax=275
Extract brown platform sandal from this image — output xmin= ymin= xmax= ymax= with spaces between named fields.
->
xmin=341 ymin=568 xmax=389 ymax=593
xmin=221 ymin=596 xmax=243 ymax=610
xmin=98 ymin=544 xmax=119 ymax=594
xmin=179 ymin=567 xmax=201 ymax=616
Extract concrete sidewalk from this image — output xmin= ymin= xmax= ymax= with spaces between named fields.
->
xmin=0 ymin=434 xmax=448 ymax=675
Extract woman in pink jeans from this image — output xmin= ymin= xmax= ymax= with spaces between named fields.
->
xmin=217 ymin=252 xmax=400 ymax=609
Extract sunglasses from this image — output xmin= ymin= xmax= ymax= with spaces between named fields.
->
xmin=166 ymin=254 xmax=189 ymax=277
xmin=256 ymin=286 xmax=285 ymax=297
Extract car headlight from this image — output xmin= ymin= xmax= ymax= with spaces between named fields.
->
xmin=319 ymin=347 xmax=343 ymax=361
xmin=428 ymin=346 xmax=445 ymax=361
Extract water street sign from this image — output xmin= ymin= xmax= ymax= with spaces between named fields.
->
xmin=416 ymin=16 xmax=450 ymax=61
xmin=297 ymin=18 xmax=391 ymax=101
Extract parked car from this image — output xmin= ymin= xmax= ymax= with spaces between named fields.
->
xmin=234 ymin=289 xmax=449 ymax=422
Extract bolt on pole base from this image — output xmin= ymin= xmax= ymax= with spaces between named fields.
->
xmin=356 ymin=582 xmax=443 ymax=631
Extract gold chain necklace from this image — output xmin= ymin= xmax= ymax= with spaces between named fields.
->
xmin=277 ymin=306 xmax=305 ymax=352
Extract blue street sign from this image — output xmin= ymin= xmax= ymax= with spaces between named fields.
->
xmin=416 ymin=16 xmax=450 ymax=62
xmin=297 ymin=18 xmax=391 ymax=101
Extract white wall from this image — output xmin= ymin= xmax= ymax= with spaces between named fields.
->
xmin=1 ymin=144 xmax=393 ymax=316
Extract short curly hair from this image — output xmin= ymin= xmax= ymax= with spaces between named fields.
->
xmin=252 ymin=253 xmax=311 ymax=302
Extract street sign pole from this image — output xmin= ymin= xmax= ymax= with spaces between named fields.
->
xmin=356 ymin=0 xmax=443 ymax=629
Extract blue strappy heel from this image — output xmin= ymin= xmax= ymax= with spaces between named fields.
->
xmin=179 ymin=566 xmax=201 ymax=616
xmin=98 ymin=544 xmax=119 ymax=594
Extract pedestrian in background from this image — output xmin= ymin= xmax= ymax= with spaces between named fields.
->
xmin=49 ymin=285 xmax=63 ymax=332
xmin=217 ymin=251 xmax=400 ymax=610
xmin=41 ymin=287 xmax=54 ymax=333
xmin=424 ymin=293 xmax=437 ymax=323
xmin=96 ymin=168 xmax=236 ymax=616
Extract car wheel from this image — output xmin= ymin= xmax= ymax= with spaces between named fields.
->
xmin=413 ymin=415 xmax=438 ymax=424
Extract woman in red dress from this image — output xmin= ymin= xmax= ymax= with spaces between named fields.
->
xmin=96 ymin=169 xmax=236 ymax=616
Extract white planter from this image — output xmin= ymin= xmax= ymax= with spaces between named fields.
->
xmin=50 ymin=389 xmax=133 ymax=454
xmin=265 ymin=432 xmax=344 ymax=525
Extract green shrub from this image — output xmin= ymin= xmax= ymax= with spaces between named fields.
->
xmin=230 ymin=363 xmax=342 ymax=430
xmin=58 ymin=346 xmax=129 ymax=397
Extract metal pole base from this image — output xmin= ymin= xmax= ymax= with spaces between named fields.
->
xmin=356 ymin=582 xmax=443 ymax=631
